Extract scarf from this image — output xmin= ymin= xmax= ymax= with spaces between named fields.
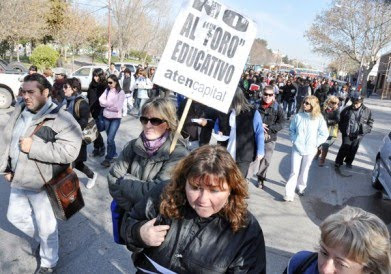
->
xmin=261 ymin=100 xmax=273 ymax=109
xmin=141 ymin=130 xmax=169 ymax=157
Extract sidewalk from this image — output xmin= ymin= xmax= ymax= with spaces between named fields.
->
xmin=364 ymin=94 xmax=391 ymax=108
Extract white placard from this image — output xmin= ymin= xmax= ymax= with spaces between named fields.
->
xmin=153 ymin=0 xmax=257 ymax=113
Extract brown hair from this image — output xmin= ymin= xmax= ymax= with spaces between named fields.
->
xmin=159 ymin=145 xmax=249 ymax=232
xmin=320 ymin=206 xmax=391 ymax=273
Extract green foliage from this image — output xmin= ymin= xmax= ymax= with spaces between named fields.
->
xmin=129 ymin=50 xmax=152 ymax=63
xmin=29 ymin=45 xmax=59 ymax=69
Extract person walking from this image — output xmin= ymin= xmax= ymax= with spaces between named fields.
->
xmin=295 ymin=79 xmax=311 ymax=113
xmin=120 ymin=68 xmax=135 ymax=117
xmin=281 ymin=79 xmax=297 ymax=120
xmin=284 ymin=95 xmax=328 ymax=202
xmin=315 ymin=96 xmax=340 ymax=167
xmin=256 ymin=86 xmax=285 ymax=188
xmin=215 ymin=87 xmax=265 ymax=177
xmin=64 ymin=77 xmax=97 ymax=189
xmin=0 ymin=74 xmax=82 ymax=273
xmin=335 ymin=93 xmax=373 ymax=169
xmin=99 ymin=74 xmax=125 ymax=168
xmin=87 ymin=68 xmax=107 ymax=157
xmin=135 ymin=68 xmax=153 ymax=117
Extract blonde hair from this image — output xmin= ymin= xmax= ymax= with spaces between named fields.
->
xmin=320 ymin=206 xmax=391 ymax=273
xmin=323 ymin=96 xmax=339 ymax=111
xmin=141 ymin=98 xmax=178 ymax=134
xmin=300 ymin=95 xmax=321 ymax=119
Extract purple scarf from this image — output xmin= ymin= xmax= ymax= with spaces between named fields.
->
xmin=141 ymin=131 xmax=169 ymax=157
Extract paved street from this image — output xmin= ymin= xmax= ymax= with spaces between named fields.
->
xmin=0 ymin=96 xmax=390 ymax=273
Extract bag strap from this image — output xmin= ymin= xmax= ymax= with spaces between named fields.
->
xmin=75 ymin=98 xmax=82 ymax=118
xmin=293 ymin=252 xmax=317 ymax=274
xmin=30 ymin=121 xmax=48 ymax=184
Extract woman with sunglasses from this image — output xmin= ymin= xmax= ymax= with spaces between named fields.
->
xmin=315 ymin=96 xmax=340 ymax=167
xmin=64 ymin=78 xmax=97 ymax=188
xmin=99 ymin=74 xmax=125 ymax=167
xmin=107 ymin=97 xmax=189 ymax=213
xmin=284 ymin=95 xmax=328 ymax=202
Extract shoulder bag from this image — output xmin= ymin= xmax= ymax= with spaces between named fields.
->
xmin=32 ymin=121 xmax=85 ymax=221
xmin=75 ymin=98 xmax=98 ymax=144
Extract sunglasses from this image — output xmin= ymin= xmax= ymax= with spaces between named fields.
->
xmin=303 ymin=101 xmax=311 ymax=106
xmin=330 ymin=102 xmax=338 ymax=105
xmin=263 ymin=93 xmax=274 ymax=97
xmin=108 ymin=81 xmax=114 ymax=84
xmin=139 ymin=116 xmax=166 ymax=126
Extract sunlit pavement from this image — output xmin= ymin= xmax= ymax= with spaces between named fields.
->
xmin=0 ymin=97 xmax=390 ymax=273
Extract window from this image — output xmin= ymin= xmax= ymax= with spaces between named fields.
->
xmin=74 ymin=68 xmax=90 ymax=76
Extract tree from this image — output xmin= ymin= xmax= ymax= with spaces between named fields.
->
xmin=44 ymin=0 xmax=69 ymax=43
xmin=30 ymin=44 xmax=59 ymax=69
xmin=111 ymin=0 xmax=171 ymax=62
xmin=0 ymin=0 xmax=48 ymax=61
xmin=305 ymin=0 xmax=391 ymax=94
xmin=248 ymin=38 xmax=274 ymax=65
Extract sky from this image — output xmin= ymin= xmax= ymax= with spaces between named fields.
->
xmin=171 ymin=0 xmax=332 ymax=69
xmin=75 ymin=0 xmax=332 ymax=69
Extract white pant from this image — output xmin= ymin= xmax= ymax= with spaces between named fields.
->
xmin=122 ymin=94 xmax=134 ymax=116
xmin=285 ymin=148 xmax=316 ymax=198
xmin=7 ymin=187 xmax=59 ymax=268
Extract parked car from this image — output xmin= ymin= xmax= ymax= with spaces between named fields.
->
xmin=0 ymin=71 xmax=24 ymax=109
xmin=372 ymin=131 xmax=391 ymax=199
xmin=114 ymin=62 xmax=137 ymax=74
xmin=70 ymin=65 xmax=108 ymax=90
xmin=0 ymin=59 xmax=27 ymax=74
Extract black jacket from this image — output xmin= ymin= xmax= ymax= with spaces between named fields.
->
xmin=258 ymin=101 xmax=285 ymax=142
xmin=322 ymin=108 xmax=340 ymax=127
xmin=281 ymin=84 xmax=297 ymax=102
xmin=67 ymin=97 xmax=90 ymax=162
xmin=338 ymin=104 xmax=373 ymax=137
xmin=218 ymin=109 xmax=257 ymax=163
xmin=122 ymin=182 xmax=266 ymax=274
xmin=87 ymin=81 xmax=107 ymax=119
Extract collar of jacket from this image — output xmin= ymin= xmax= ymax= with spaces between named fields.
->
xmin=133 ymin=134 xmax=185 ymax=161
xmin=15 ymin=98 xmax=60 ymax=126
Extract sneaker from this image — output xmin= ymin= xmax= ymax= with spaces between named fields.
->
xmin=346 ymin=164 xmax=353 ymax=169
xmin=35 ymin=267 xmax=56 ymax=274
xmin=257 ymin=176 xmax=265 ymax=189
xmin=101 ymin=159 xmax=111 ymax=168
xmin=283 ymin=195 xmax=294 ymax=202
xmin=334 ymin=163 xmax=341 ymax=169
xmin=86 ymin=173 xmax=97 ymax=189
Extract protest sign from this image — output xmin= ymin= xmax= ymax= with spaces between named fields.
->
xmin=153 ymin=0 xmax=257 ymax=113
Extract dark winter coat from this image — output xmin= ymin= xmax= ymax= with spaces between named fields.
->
xmin=338 ymin=104 xmax=373 ymax=137
xmin=107 ymin=136 xmax=189 ymax=211
xmin=121 ymin=182 xmax=267 ymax=274
xmin=87 ymin=81 xmax=107 ymax=119
xmin=67 ymin=96 xmax=90 ymax=163
xmin=322 ymin=108 xmax=340 ymax=127
xmin=281 ymin=84 xmax=297 ymax=102
xmin=258 ymin=101 xmax=285 ymax=143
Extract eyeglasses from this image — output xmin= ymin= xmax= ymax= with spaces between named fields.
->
xmin=263 ymin=93 xmax=274 ymax=97
xmin=139 ymin=116 xmax=166 ymax=126
xmin=108 ymin=81 xmax=114 ymax=84
xmin=303 ymin=101 xmax=311 ymax=106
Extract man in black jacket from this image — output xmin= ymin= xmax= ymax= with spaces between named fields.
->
xmin=256 ymin=86 xmax=286 ymax=188
xmin=281 ymin=79 xmax=296 ymax=120
xmin=335 ymin=93 xmax=373 ymax=169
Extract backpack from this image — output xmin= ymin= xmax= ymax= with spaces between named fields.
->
xmin=74 ymin=98 xmax=98 ymax=144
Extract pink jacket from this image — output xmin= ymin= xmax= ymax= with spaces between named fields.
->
xmin=99 ymin=88 xmax=125 ymax=119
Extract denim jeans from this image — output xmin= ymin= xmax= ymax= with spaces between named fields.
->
xmin=138 ymin=98 xmax=148 ymax=117
xmin=104 ymin=117 xmax=121 ymax=160
xmin=283 ymin=100 xmax=295 ymax=118
xmin=7 ymin=188 xmax=59 ymax=268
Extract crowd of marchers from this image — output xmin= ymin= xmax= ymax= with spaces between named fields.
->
xmin=0 ymin=63 xmax=390 ymax=274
